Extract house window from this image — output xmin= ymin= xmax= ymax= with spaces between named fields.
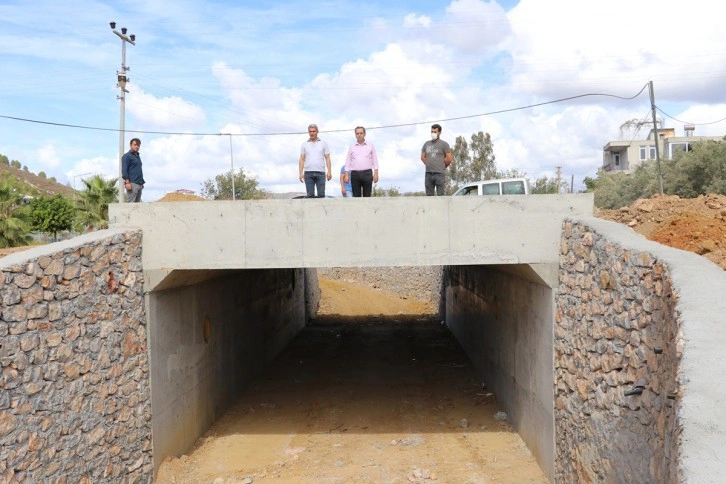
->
xmin=639 ymin=146 xmax=647 ymax=161
xmin=649 ymin=146 xmax=656 ymax=160
xmin=668 ymin=142 xmax=689 ymax=158
xmin=613 ymin=152 xmax=620 ymax=166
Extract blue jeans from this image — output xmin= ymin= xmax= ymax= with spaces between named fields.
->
xmin=304 ymin=171 xmax=326 ymax=198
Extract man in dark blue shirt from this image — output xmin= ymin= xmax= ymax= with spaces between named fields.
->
xmin=121 ymin=138 xmax=145 ymax=202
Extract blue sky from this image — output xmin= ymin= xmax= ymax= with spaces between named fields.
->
xmin=1 ymin=0 xmax=725 ymax=200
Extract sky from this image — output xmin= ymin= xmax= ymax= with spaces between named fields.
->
xmin=1 ymin=0 xmax=726 ymax=201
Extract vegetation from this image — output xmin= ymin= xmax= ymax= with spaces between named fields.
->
xmin=530 ymin=176 xmax=569 ymax=194
xmin=201 ymin=168 xmax=270 ymax=200
xmin=587 ymin=138 xmax=726 ymax=208
xmin=372 ymin=185 xmax=401 ymax=197
xmin=448 ymin=131 xmax=497 ymax=195
xmin=0 ymin=178 xmax=32 ymax=247
xmin=30 ymin=195 xmax=76 ymax=241
xmin=449 ymin=131 xmax=565 ymax=195
xmin=75 ymin=175 xmax=119 ymax=230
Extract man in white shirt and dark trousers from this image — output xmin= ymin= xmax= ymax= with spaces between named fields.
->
xmin=298 ymin=124 xmax=332 ymax=197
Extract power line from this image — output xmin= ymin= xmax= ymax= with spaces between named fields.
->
xmin=656 ymin=107 xmax=726 ymax=127
xmin=0 ymin=85 xmax=649 ymax=137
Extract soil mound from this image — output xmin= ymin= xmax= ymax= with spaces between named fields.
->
xmin=156 ymin=191 xmax=206 ymax=202
xmin=596 ymin=193 xmax=726 ymax=270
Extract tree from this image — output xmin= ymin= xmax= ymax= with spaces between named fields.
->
xmin=663 ymin=139 xmax=726 ymax=197
xmin=30 ymin=195 xmax=75 ymax=241
xmin=372 ymin=185 xmax=401 ymax=197
xmin=0 ymin=179 xmax=31 ymax=247
xmin=469 ymin=131 xmax=497 ymax=181
xmin=583 ymin=176 xmax=597 ymax=191
xmin=530 ymin=176 xmax=563 ymax=194
xmin=10 ymin=160 xmax=21 ymax=169
xmin=38 ymin=171 xmax=47 ymax=179
xmin=448 ymin=136 xmax=470 ymax=195
xmin=449 ymin=131 xmax=497 ymax=194
xmin=201 ymin=168 xmax=270 ymax=200
xmin=75 ymin=175 xmax=118 ymax=230
xmin=495 ymin=167 xmax=527 ymax=179
xmin=0 ymin=155 xmax=8 ymax=165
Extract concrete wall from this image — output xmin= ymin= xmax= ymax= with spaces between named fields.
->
xmin=148 ymin=268 xmax=306 ymax=471
xmin=0 ymin=229 xmax=151 ymax=482
xmin=444 ymin=264 xmax=555 ymax=479
xmin=109 ymin=195 xmax=594 ymax=282
xmin=556 ymin=217 xmax=726 ymax=483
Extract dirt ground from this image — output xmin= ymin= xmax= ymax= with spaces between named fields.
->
xmin=596 ymin=193 xmax=726 ymax=270
xmin=154 ymin=278 xmax=548 ymax=484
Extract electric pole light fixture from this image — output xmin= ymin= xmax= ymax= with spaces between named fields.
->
xmin=110 ymin=22 xmax=136 ymax=202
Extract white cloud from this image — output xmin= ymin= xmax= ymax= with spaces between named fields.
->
xmin=36 ymin=145 xmax=61 ymax=169
xmin=126 ymin=86 xmax=206 ymax=130
xmin=403 ymin=14 xmax=431 ymax=28
xmin=3 ymin=0 xmax=726 ymax=201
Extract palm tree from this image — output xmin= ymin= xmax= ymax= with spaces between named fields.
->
xmin=0 ymin=178 xmax=32 ymax=247
xmin=75 ymin=175 xmax=118 ymax=231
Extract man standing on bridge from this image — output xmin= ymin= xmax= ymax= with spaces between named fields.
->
xmin=421 ymin=124 xmax=452 ymax=196
xmin=299 ymin=124 xmax=332 ymax=198
xmin=344 ymin=126 xmax=379 ymax=197
xmin=122 ymin=138 xmax=145 ymax=202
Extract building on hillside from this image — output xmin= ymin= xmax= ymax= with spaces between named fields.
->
xmin=601 ymin=125 xmax=723 ymax=172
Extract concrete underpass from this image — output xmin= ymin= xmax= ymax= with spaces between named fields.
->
xmin=110 ymin=196 xmax=588 ymax=480
xmin=5 ymin=193 xmax=723 ymax=482
xmin=145 ymin=262 xmax=557 ymax=480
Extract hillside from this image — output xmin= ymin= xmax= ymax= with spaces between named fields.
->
xmin=0 ymin=163 xmax=75 ymax=197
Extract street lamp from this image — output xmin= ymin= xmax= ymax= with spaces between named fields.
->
xmin=110 ymin=21 xmax=136 ymax=203
xmin=220 ymin=133 xmax=235 ymax=200
xmin=71 ymin=172 xmax=93 ymax=199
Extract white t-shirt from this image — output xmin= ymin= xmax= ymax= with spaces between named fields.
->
xmin=301 ymin=139 xmax=330 ymax=172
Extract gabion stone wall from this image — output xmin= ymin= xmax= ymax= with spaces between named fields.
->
xmin=556 ymin=220 xmax=682 ymax=483
xmin=0 ymin=230 xmax=151 ymax=482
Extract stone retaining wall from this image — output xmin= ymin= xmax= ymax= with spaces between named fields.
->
xmin=0 ymin=230 xmax=151 ymax=482
xmin=556 ymin=219 xmax=682 ymax=482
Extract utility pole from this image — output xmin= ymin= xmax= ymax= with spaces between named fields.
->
xmin=220 ymin=133 xmax=236 ymax=200
xmin=649 ymin=80 xmax=664 ymax=194
xmin=110 ymin=22 xmax=136 ymax=203
xmin=555 ymin=166 xmax=562 ymax=194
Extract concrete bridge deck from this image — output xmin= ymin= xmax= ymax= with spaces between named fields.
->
xmin=109 ymin=194 xmax=594 ymax=291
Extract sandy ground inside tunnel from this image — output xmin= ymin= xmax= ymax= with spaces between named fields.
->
xmin=154 ymin=278 xmax=548 ymax=483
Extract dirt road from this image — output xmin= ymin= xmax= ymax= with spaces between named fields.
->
xmin=155 ymin=278 xmax=548 ymax=483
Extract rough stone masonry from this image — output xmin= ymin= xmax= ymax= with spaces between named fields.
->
xmin=0 ymin=230 xmax=151 ymax=482
xmin=556 ymin=219 xmax=683 ymax=483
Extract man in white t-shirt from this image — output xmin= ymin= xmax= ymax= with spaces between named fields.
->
xmin=298 ymin=124 xmax=332 ymax=197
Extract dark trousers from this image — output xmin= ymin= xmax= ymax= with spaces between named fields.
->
xmin=351 ymin=169 xmax=373 ymax=197
xmin=304 ymin=171 xmax=326 ymax=198
xmin=425 ymin=172 xmax=445 ymax=196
